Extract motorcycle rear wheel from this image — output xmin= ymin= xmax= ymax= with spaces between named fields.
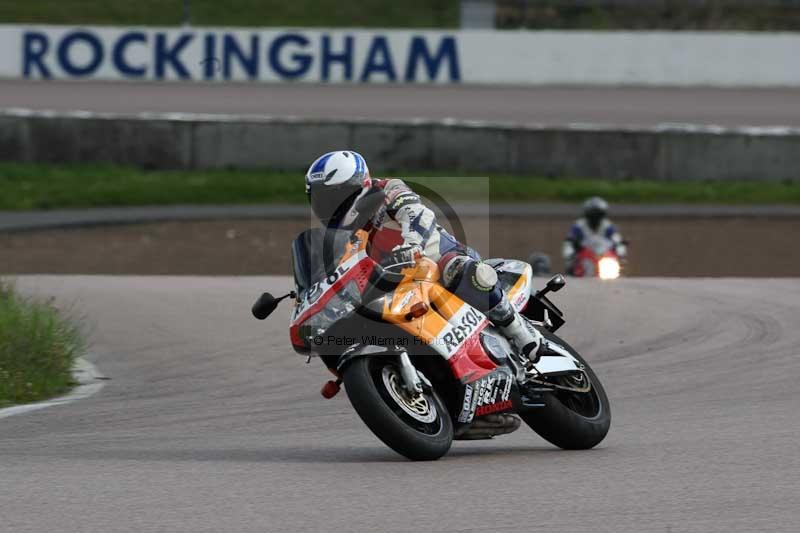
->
xmin=343 ymin=355 xmax=453 ymax=461
xmin=520 ymin=330 xmax=611 ymax=450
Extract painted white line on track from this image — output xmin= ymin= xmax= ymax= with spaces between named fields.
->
xmin=0 ymin=357 xmax=106 ymax=419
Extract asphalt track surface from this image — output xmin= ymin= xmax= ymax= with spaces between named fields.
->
xmin=3 ymin=80 xmax=800 ymax=127
xmin=2 ymin=276 xmax=799 ymax=532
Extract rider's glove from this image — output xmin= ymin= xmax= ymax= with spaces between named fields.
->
xmin=385 ymin=244 xmax=423 ymax=266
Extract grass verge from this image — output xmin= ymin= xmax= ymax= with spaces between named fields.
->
xmin=0 ymin=0 xmax=458 ymax=28
xmin=497 ymin=2 xmax=800 ymax=31
xmin=2 ymin=0 xmax=797 ymax=30
xmin=0 ymin=163 xmax=800 ymax=210
xmin=0 ymin=280 xmax=84 ymax=408
xmin=1 ymin=162 xmax=799 ymax=210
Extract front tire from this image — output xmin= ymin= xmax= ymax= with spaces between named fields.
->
xmin=520 ymin=330 xmax=611 ymax=449
xmin=342 ymin=355 xmax=453 ymax=461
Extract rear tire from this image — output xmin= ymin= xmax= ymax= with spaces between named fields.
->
xmin=520 ymin=330 xmax=611 ymax=449
xmin=343 ymin=355 xmax=453 ymax=461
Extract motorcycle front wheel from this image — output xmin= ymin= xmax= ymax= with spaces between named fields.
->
xmin=342 ymin=355 xmax=453 ymax=461
xmin=520 ymin=329 xmax=611 ymax=450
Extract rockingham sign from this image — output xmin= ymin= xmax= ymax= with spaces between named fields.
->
xmin=0 ymin=25 xmax=798 ymax=86
xmin=0 ymin=26 xmax=460 ymax=83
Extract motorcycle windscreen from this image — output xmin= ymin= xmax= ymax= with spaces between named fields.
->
xmin=291 ymin=228 xmax=353 ymax=296
xmin=585 ymin=235 xmax=613 ymax=255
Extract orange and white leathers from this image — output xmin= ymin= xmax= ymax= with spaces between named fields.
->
xmin=345 ymin=177 xmax=544 ymax=364
xmin=340 ymin=232 xmax=536 ymax=379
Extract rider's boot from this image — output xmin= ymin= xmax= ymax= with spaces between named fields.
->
xmin=464 ymin=261 xmax=555 ymax=379
xmin=485 ymin=297 xmax=547 ymax=377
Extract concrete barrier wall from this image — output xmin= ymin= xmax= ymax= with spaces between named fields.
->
xmin=1 ymin=109 xmax=799 ymax=182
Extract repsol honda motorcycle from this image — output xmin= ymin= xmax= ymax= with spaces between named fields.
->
xmin=253 ymin=192 xmax=610 ymax=460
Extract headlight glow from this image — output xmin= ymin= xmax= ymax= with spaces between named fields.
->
xmin=598 ymin=257 xmax=621 ymax=280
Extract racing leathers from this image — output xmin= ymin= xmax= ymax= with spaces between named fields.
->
xmin=562 ymin=217 xmax=627 ymax=274
xmin=361 ymin=178 xmax=544 ymax=369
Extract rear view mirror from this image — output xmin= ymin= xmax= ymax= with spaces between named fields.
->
xmin=535 ymin=274 xmax=567 ymax=299
xmin=252 ymin=292 xmax=280 ymax=320
xmin=252 ymin=291 xmax=296 ymax=320
xmin=546 ymin=274 xmax=566 ymax=293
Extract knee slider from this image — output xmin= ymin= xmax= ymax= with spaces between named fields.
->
xmin=472 ymin=262 xmax=498 ymax=291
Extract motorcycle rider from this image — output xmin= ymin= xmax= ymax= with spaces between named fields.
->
xmin=562 ymin=197 xmax=627 ymax=274
xmin=305 ymin=150 xmax=550 ymax=373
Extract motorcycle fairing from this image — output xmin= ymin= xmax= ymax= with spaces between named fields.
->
xmin=485 ymin=259 xmax=533 ymax=312
xmin=456 ymin=367 xmax=517 ymax=424
xmin=535 ymin=340 xmax=584 ymax=375
xmin=585 ymin=234 xmax=614 ymax=256
xmin=289 ymin=229 xmax=543 ymax=386
xmin=572 ymin=234 xmax=621 ymax=278
xmin=289 ymin=245 xmax=375 ymax=351
xmin=378 ymin=258 xmax=498 ymax=383
xmin=291 ymin=250 xmax=372 ymax=323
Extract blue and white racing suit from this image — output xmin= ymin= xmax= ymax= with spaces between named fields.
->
xmin=562 ymin=217 xmax=628 ymax=271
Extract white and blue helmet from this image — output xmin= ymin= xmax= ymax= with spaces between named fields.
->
xmin=305 ymin=150 xmax=370 ymax=226
xmin=583 ymin=196 xmax=609 ymax=230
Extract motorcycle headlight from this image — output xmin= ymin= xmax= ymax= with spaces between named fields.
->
xmin=598 ymin=257 xmax=620 ymax=280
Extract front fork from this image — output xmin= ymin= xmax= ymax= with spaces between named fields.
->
xmin=397 ymin=350 xmax=424 ymax=394
xmin=328 ymin=344 xmax=432 ymax=400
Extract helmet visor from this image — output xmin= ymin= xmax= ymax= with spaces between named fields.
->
xmin=310 ymin=187 xmax=360 ymax=227
xmin=586 ymin=210 xmax=605 ymax=230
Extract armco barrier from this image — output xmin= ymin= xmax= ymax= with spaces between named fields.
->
xmin=1 ymin=109 xmax=799 ymax=182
